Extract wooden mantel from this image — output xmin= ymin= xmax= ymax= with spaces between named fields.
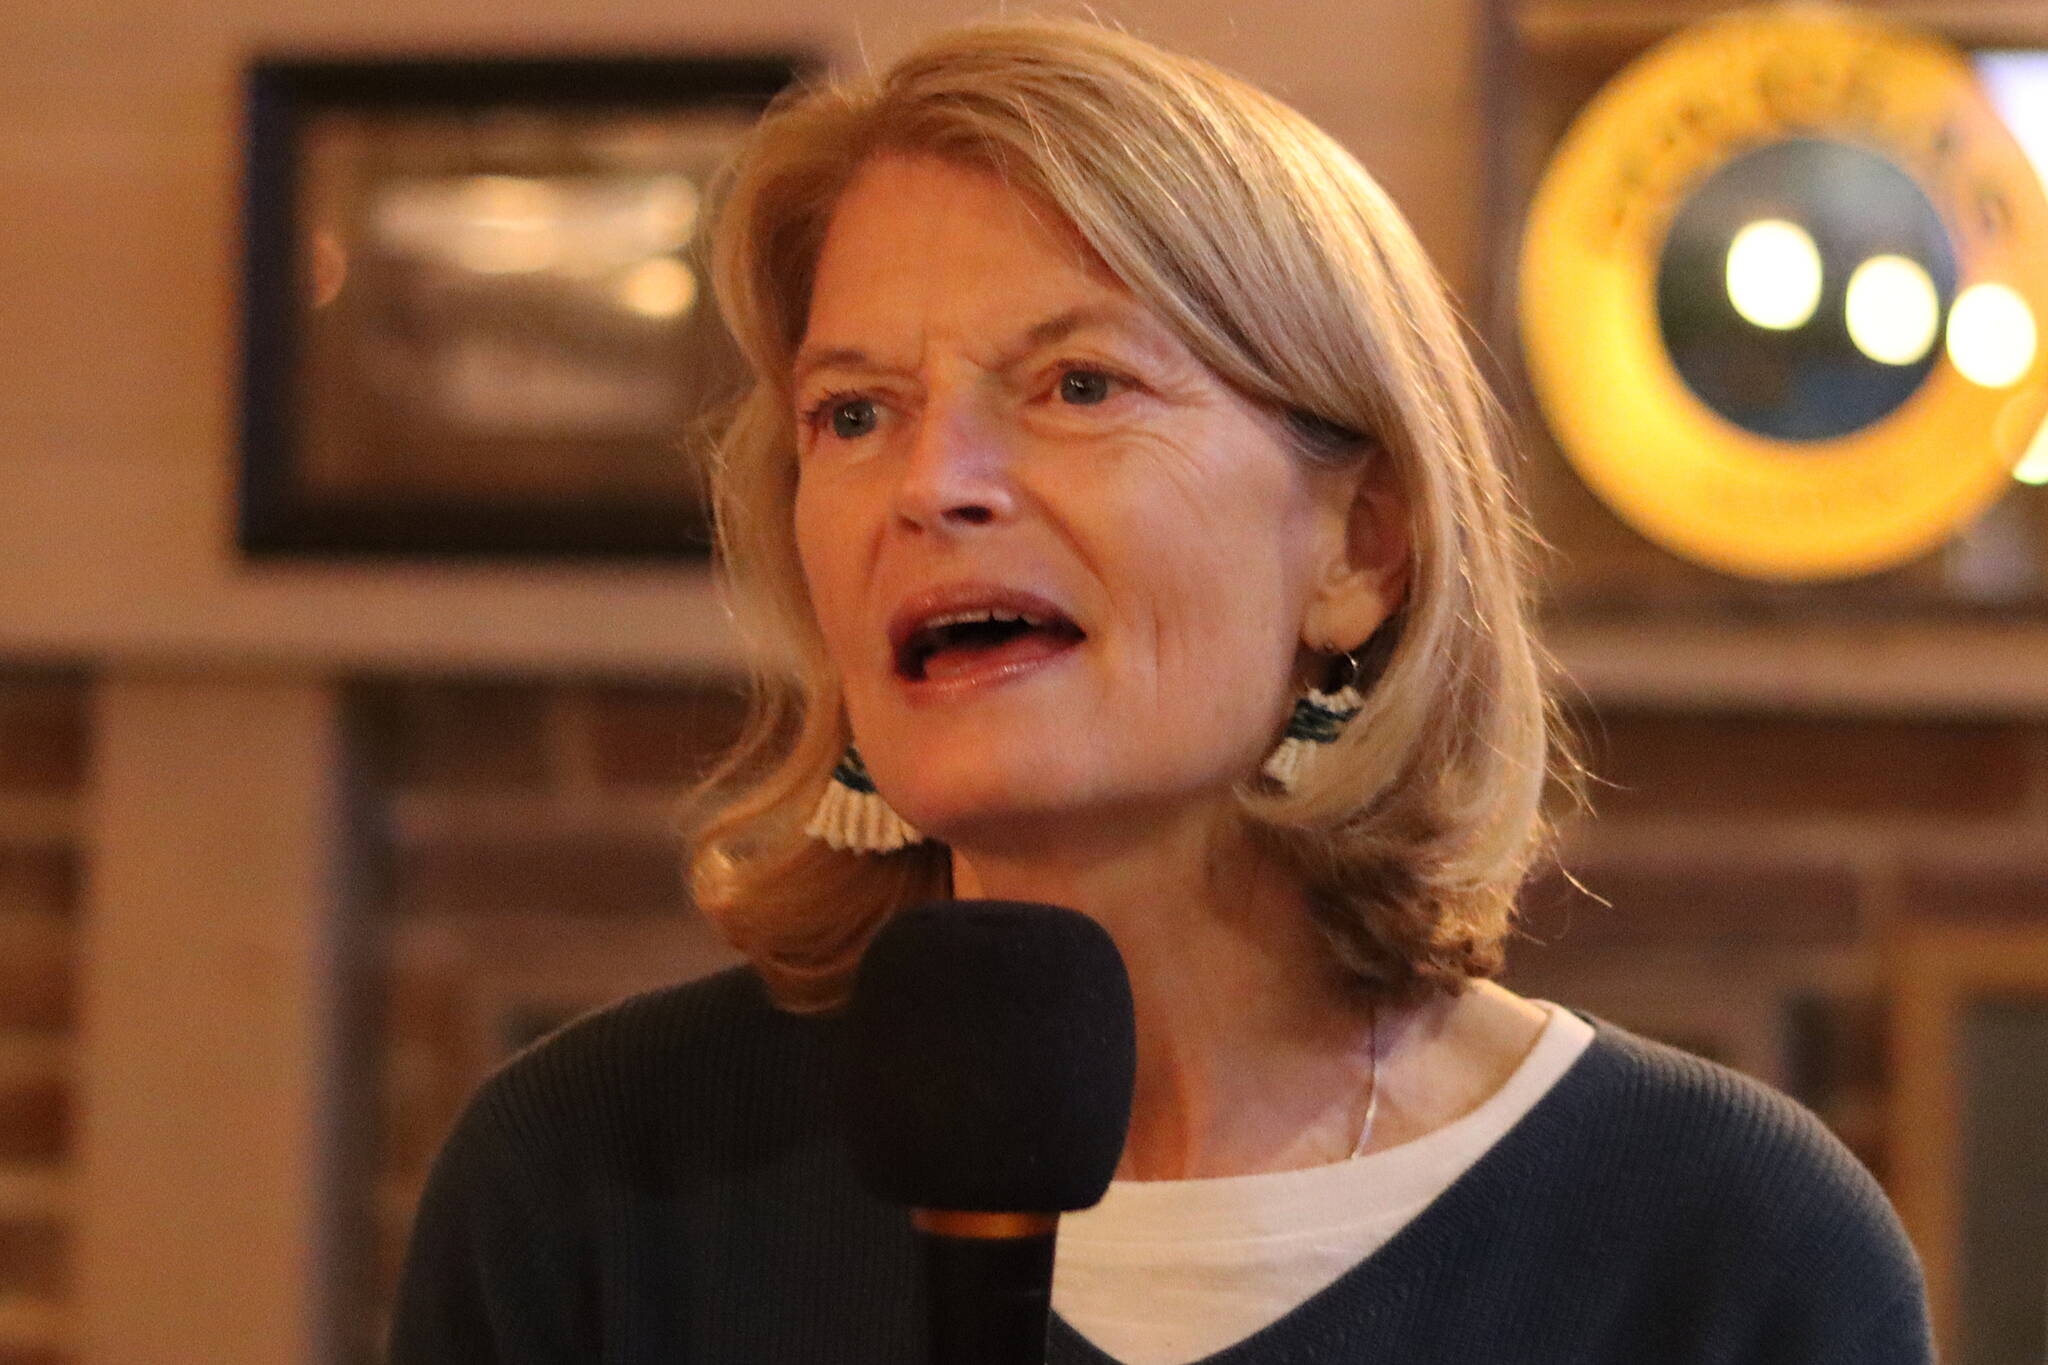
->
xmin=1544 ymin=614 xmax=2048 ymax=718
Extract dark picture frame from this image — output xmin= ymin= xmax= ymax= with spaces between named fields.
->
xmin=238 ymin=53 xmax=804 ymax=560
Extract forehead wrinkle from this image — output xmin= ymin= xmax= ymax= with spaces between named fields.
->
xmin=795 ymin=299 xmax=1176 ymax=392
xmin=798 ymin=271 xmax=1201 ymax=419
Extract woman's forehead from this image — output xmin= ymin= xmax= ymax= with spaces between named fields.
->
xmin=798 ymin=156 xmax=1181 ymax=375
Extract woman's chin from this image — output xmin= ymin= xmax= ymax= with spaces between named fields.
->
xmin=880 ymin=757 xmax=1244 ymax=857
xmin=896 ymin=792 xmax=1064 ymax=851
xmin=884 ymin=769 xmax=1108 ymax=854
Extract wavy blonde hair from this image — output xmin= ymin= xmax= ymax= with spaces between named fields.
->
xmin=687 ymin=16 xmax=1563 ymax=1013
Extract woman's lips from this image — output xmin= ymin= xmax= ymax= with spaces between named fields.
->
xmin=894 ymin=629 xmax=1086 ymax=701
xmin=919 ymin=625 xmax=1082 ymax=685
xmin=887 ymin=583 xmax=1087 ymax=689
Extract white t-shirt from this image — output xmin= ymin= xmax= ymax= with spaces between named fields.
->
xmin=1050 ymin=1000 xmax=1596 ymax=1365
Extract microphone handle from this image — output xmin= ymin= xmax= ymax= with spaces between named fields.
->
xmin=920 ymin=1229 xmax=1057 ymax=1365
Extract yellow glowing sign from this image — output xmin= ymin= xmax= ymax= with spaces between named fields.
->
xmin=1520 ymin=6 xmax=2048 ymax=581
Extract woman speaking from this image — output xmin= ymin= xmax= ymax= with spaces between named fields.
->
xmin=391 ymin=18 xmax=1932 ymax=1363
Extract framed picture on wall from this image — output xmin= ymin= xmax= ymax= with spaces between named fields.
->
xmin=238 ymin=53 xmax=805 ymax=559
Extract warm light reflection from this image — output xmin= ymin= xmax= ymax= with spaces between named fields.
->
xmin=616 ymin=257 xmax=697 ymax=320
xmin=369 ymin=173 xmax=706 ymax=285
xmin=639 ymin=176 xmax=701 ymax=250
xmin=1726 ymin=219 xmax=1822 ymax=330
xmin=2015 ymin=416 xmax=2048 ymax=486
xmin=455 ymin=176 xmax=564 ymax=275
xmin=308 ymin=229 xmax=348 ymax=309
xmin=1948 ymin=283 xmax=2039 ymax=388
xmin=1843 ymin=254 xmax=1939 ymax=365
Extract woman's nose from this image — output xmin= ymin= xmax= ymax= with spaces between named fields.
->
xmin=890 ymin=395 xmax=1019 ymax=534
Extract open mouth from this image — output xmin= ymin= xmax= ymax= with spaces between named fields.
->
xmin=894 ymin=606 xmax=1087 ymax=683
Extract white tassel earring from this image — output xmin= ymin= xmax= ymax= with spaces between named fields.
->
xmin=805 ymin=745 xmax=925 ymax=853
xmin=1262 ymin=647 xmax=1365 ymax=791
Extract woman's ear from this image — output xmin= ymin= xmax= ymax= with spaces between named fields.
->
xmin=1301 ymin=449 xmax=1410 ymax=653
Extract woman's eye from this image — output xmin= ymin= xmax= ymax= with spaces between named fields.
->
xmin=826 ymin=397 xmax=879 ymax=439
xmin=1057 ymin=369 xmax=1116 ymax=405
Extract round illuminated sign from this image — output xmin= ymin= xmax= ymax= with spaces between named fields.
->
xmin=1520 ymin=6 xmax=2048 ymax=581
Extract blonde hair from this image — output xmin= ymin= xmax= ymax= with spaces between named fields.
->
xmin=687 ymin=16 xmax=1563 ymax=1013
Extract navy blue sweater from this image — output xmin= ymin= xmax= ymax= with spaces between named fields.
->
xmin=390 ymin=966 xmax=1933 ymax=1363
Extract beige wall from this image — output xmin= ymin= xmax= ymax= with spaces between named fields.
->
xmin=0 ymin=0 xmax=1482 ymax=676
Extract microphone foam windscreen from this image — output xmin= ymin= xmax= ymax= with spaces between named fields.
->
xmin=838 ymin=900 xmax=1136 ymax=1214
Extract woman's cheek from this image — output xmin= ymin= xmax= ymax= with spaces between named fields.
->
xmin=793 ymin=499 xmax=856 ymax=660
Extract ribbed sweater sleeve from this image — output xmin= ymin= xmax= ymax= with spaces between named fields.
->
xmin=1712 ymin=1089 xmax=1933 ymax=1365
xmin=1473 ymin=1028 xmax=1934 ymax=1365
xmin=389 ymin=1064 xmax=598 ymax=1364
xmin=1674 ymin=1042 xmax=1931 ymax=1364
xmin=388 ymin=968 xmax=930 ymax=1364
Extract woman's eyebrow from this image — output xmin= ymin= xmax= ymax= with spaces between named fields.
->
xmin=792 ymin=304 xmax=1174 ymax=386
xmin=1006 ymin=303 xmax=1175 ymax=366
xmin=1018 ymin=305 xmax=1109 ymax=351
xmin=792 ymin=344 xmax=884 ymax=387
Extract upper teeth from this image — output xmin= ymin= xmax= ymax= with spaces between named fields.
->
xmin=923 ymin=608 xmax=1043 ymax=631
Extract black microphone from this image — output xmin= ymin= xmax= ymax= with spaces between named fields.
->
xmin=838 ymin=900 xmax=1137 ymax=1365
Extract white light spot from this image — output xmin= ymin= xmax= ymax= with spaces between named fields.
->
xmin=1726 ymin=219 xmax=1822 ymax=331
xmin=1844 ymin=254 xmax=1940 ymax=366
xmin=1948 ymin=283 xmax=2038 ymax=389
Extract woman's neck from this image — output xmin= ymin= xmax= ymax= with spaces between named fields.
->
xmin=950 ymin=812 xmax=1382 ymax=1180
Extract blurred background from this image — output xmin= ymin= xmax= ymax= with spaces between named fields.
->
xmin=2 ymin=0 xmax=2045 ymax=1363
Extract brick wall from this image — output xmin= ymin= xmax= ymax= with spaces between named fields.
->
xmin=0 ymin=671 xmax=87 ymax=1365
xmin=1509 ymin=709 xmax=2048 ymax=1181
xmin=356 ymin=676 xmax=748 ymax=1359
